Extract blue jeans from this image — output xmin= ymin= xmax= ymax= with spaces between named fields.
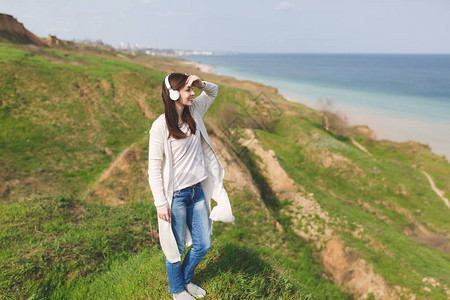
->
xmin=166 ymin=182 xmax=211 ymax=294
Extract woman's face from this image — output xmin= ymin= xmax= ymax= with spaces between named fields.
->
xmin=176 ymin=83 xmax=195 ymax=107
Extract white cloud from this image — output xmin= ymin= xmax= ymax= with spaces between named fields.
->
xmin=275 ymin=1 xmax=295 ymax=11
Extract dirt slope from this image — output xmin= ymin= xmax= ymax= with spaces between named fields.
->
xmin=0 ymin=14 xmax=46 ymax=46
xmin=238 ymin=128 xmax=408 ymax=300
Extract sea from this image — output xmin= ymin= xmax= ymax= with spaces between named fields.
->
xmin=182 ymin=53 xmax=450 ymax=159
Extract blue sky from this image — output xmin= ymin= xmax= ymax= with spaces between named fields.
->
xmin=2 ymin=0 xmax=450 ymax=53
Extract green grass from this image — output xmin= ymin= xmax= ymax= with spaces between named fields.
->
xmin=0 ymin=194 xmax=157 ymax=299
xmin=0 ymin=43 xmax=162 ymax=197
xmin=0 ymin=190 xmax=349 ymax=299
xmin=58 ymin=241 xmax=316 ymax=300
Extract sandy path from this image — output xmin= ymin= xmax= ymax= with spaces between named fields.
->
xmin=350 ymin=137 xmax=372 ymax=156
xmin=421 ymin=171 xmax=450 ymax=209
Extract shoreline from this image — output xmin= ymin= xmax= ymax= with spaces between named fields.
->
xmin=181 ymin=60 xmax=217 ymax=74
xmin=185 ymin=58 xmax=449 ymax=160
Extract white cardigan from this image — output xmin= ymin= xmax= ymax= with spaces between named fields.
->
xmin=148 ymin=81 xmax=235 ymax=263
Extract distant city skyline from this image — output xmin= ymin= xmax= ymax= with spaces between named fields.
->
xmin=2 ymin=0 xmax=450 ymax=54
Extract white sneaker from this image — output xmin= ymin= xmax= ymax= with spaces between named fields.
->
xmin=185 ymin=282 xmax=206 ymax=298
xmin=173 ymin=291 xmax=195 ymax=300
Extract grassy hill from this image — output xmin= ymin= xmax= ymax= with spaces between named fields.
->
xmin=0 ymin=42 xmax=449 ymax=299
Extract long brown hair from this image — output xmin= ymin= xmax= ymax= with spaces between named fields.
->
xmin=161 ymin=73 xmax=197 ymax=139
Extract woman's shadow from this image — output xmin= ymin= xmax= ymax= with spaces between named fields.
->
xmin=192 ymin=242 xmax=295 ymax=298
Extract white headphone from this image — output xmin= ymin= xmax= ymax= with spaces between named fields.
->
xmin=164 ymin=74 xmax=180 ymax=101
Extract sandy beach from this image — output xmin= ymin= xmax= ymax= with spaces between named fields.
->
xmin=281 ymin=90 xmax=450 ymax=159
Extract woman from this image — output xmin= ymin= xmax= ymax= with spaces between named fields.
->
xmin=148 ymin=73 xmax=234 ymax=299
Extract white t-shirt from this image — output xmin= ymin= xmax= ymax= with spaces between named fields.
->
xmin=169 ymin=122 xmax=208 ymax=191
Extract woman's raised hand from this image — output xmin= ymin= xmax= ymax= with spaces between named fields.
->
xmin=186 ymin=74 xmax=206 ymax=89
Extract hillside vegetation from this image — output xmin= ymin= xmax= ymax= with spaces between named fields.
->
xmin=0 ymin=42 xmax=449 ymax=299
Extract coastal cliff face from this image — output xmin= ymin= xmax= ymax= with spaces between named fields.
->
xmin=0 ymin=13 xmax=46 ymax=46
xmin=0 ymin=41 xmax=449 ymax=300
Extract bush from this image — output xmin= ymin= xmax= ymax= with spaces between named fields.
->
xmin=318 ymin=98 xmax=350 ymax=137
